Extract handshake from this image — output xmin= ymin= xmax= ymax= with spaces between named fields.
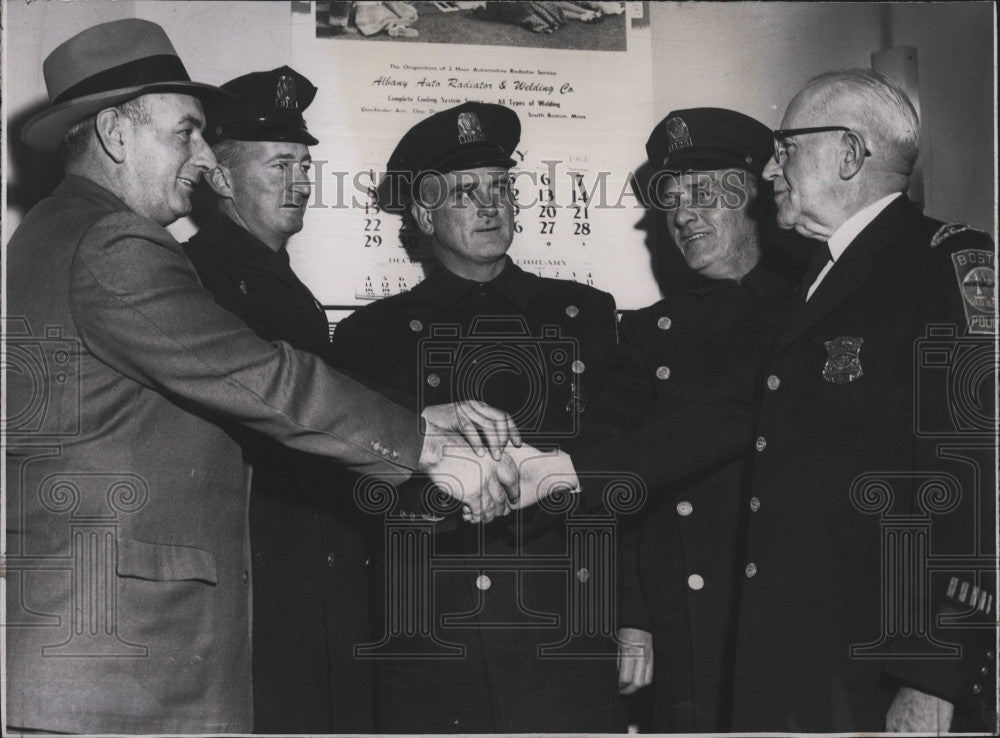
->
xmin=417 ymin=401 xmax=579 ymax=523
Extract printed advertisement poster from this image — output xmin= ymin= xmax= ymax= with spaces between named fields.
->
xmin=288 ymin=1 xmax=659 ymax=309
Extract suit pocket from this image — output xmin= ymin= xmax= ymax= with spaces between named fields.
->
xmin=116 ymin=538 xmax=218 ymax=585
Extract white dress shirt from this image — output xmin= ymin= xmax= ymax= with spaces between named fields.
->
xmin=806 ymin=192 xmax=903 ymax=301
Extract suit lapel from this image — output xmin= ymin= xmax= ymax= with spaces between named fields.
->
xmin=776 ymin=195 xmax=915 ymax=354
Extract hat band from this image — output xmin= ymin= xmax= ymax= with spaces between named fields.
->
xmin=218 ymin=113 xmax=307 ymax=131
xmin=53 ymin=54 xmax=190 ymax=105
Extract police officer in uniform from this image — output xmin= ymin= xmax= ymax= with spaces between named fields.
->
xmin=184 ymin=67 xmax=376 ymax=733
xmin=331 ymin=102 xmax=626 ymax=733
xmin=733 ymin=68 xmax=995 ymax=733
xmin=613 ymin=108 xmax=799 ymax=732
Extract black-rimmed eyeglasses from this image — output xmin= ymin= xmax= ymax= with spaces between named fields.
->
xmin=772 ymin=126 xmax=872 ymax=164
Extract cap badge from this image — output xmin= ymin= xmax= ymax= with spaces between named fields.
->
xmin=457 ymin=111 xmax=485 ymax=145
xmin=823 ymin=336 xmax=864 ymax=384
xmin=666 ymin=116 xmax=693 ymax=152
xmin=275 ymin=75 xmax=298 ymax=110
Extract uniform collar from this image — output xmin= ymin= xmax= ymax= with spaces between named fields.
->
xmin=739 ymin=259 xmax=797 ymax=303
xmin=682 ymin=257 xmax=793 ymax=304
xmin=828 ymin=192 xmax=903 ymax=260
xmin=194 ymin=208 xmax=297 ymax=281
xmin=411 ymin=256 xmax=540 ymax=311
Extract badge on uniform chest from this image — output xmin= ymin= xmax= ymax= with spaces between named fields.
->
xmin=823 ymin=335 xmax=864 ymax=384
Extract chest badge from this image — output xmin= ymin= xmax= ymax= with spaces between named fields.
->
xmin=823 ymin=336 xmax=864 ymax=384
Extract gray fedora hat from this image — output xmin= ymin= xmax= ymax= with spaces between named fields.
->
xmin=22 ymin=18 xmax=232 ymax=152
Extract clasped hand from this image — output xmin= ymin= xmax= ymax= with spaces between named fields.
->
xmin=418 ymin=402 xmax=580 ymax=523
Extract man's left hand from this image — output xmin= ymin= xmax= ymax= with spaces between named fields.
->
xmin=886 ymin=686 xmax=953 ymax=733
xmin=422 ymin=401 xmax=522 ymax=461
xmin=617 ymin=627 xmax=653 ymax=695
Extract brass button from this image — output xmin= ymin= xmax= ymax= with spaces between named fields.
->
xmin=655 ymin=366 xmax=671 ymax=380
xmin=767 ymin=375 xmax=781 ymax=391
xmin=565 ymin=305 xmax=579 ymax=318
xmin=571 ymin=360 xmax=585 ymax=374
xmin=327 ymin=553 xmax=336 ymax=567
xmin=426 ymin=373 xmax=441 ymax=387
xmin=972 ymin=683 xmax=983 ymax=695
xmin=475 ymin=574 xmax=491 ymax=591
xmin=657 ymin=316 xmax=672 ymax=330
xmin=676 ymin=501 xmax=693 ymax=517
xmin=409 ymin=319 xmax=423 ymax=332
xmin=576 ymin=568 xmax=590 ymax=583
xmin=687 ymin=574 xmax=704 ymax=591
xmin=981 ymin=665 xmax=989 ymax=676
xmin=745 ymin=562 xmax=758 ymax=578
xmin=239 ymin=280 xmax=248 ymax=294
xmin=749 ymin=496 xmax=761 ymax=512
xmin=755 ymin=436 xmax=767 ymax=452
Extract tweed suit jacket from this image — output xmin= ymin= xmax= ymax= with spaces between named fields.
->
xmin=4 ymin=175 xmax=422 ymax=733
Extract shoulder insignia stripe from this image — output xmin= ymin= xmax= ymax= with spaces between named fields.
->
xmin=931 ymin=222 xmax=984 ymax=249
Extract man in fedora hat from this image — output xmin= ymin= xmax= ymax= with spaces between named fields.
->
xmin=182 ymin=66 xmax=375 ymax=733
xmin=5 ymin=20 xmax=522 ymax=734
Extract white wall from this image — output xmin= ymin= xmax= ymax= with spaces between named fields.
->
xmin=890 ymin=2 xmax=996 ymax=233
xmin=650 ymin=2 xmax=883 ymax=128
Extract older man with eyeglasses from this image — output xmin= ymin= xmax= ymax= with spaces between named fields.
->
xmin=727 ymin=68 xmax=995 ymax=733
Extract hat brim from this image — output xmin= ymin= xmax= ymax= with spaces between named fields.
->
xmin=22 ymin=81 xmax=234 ymax=152
xmin=209 ymin=123 xmax=319 ymax=146
xmin=661 ymin=147 xmax=761 ymax=175
xmin=433 ymin=142 xmax=516 ymax=176
xmin=376 ymin=143 xmax=516 ymax=214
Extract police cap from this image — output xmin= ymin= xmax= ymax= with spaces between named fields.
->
xmin=377 ymin=102 xmax=520 ymax=213
xmin=646 ymin=107 xmax=772 ymax=176
xmin=209 ymin=65 xmax=318 ymax=145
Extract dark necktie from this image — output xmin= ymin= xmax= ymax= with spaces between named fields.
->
xmin=800 ymin=242 xmax=833 ymax=301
